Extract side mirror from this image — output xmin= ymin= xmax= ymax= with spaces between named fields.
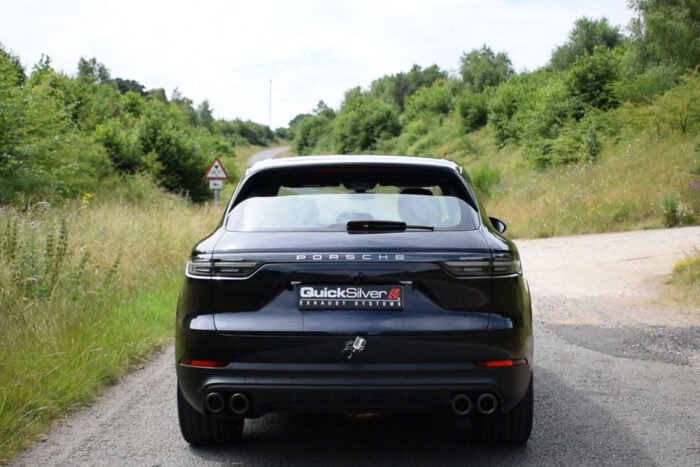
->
xmin=489 ymin=216 xmax=507 ymax=234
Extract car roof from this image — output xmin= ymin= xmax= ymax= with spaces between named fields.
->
xmin=246 ymin=155 xmax=462 ymax=175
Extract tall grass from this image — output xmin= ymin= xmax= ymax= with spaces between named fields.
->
xmin=476 ymin=132 xmax=699 ymax=238
xmin=407 ymin=120 xmax=699 ymax=238
xmin=0 ymin=192 xmax=219 ymax=462
xmin=671 ymin=253 xmax=700 ymax=306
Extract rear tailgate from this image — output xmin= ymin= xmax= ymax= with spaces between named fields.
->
xmin=208 ymin=231 xmax=493 ymax=363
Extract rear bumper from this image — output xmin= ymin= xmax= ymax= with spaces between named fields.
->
xmin=177 ymin=361 xmax=532 ymax=417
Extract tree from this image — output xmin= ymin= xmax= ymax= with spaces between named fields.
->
xmin=0 ymin=48 xmax=25 ymax=171
xmin=629 ymin=0 xmax=700 ymax=71
xmin=122 ymin=91 xmax=145 ymax=117
xmin=459 ymin=45 xmax=513 ymax=92
xmin=196 ymin=100 xmax=215 ymax=130
xmin=1 ymin=59 xmax=111 ymax=200
xmin=567 ymin=46 xmax=620 ymax=112
xmin=456 ymin=90 xmax=488 ymax=131
xmin=333 ymin=90 xmax=400 ymax=154
xmin=171 ymin=88 xmax=198 ymax=126
xmin=215 ymin=119 xmax=276 ymax=147
xmin=78 ymin=57 xmax=110 ymax=83
xmin=292 ymin=108 xmax=335 ymax=154
xmin=487 ymin=74 xmax=531 ymax=145
xmin=550 ymin=17 xmax=625 ymax=70
xmin=138 ymin=103 xmax=210 ymax=201
xmin=0 ymin=43 xmax=26 ymax=86
xmin=147 ymin=88 xmax=168 ymax=102
xmin=403 ymin=80 xmax=452 ymax=123
xmin=313 ymin=100 xmax=328 ymax=114
xmin=288 ymin=113 xmax=311 ymax=128
xmin=95 ymin=119 xmax=143 ymax=173
xmin=369 ymin=64 xmax=447 ymax=111
xmin=112 ymin=77 xmax=146 ymax=96
xmin=274 ymin=127 xmax=292 ymax=140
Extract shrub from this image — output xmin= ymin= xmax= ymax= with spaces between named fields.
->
xmin=402 ymin=80 xmax=452 ymax=124
xmin=673 ymin=254 xmax=700 ymax=285
xmin=567 ymin=46 xmax=621 ymax=113
xmin=292 ymin=108 xmax=335 ymax=155
xmin=456 ymin=90 xmax=488 ymax=132
xmin=487 ymin=80 xmax=523 ymax=146
xmin=333 ymin=90 xmax=400 ymax=154
xmin=614 ymin=64 xmax=681 ymax=104
xmin=137 ymin=104 xmax=211 ymax=201
xmin=95 ymin=120 xmax=143 ymax=173
xmin=469 ymin=163 xmax=501 ymax=197
xmin=661 ymin=193 xmax=695 ymax=227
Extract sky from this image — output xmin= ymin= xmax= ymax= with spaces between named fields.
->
xmin=1 ymin=0 xmax=635 ymax=129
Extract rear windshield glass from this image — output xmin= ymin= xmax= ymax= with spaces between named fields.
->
xmin=225 ymin=164 xmax=480 ymax=232
xmin=226 ymin=193 xmax=478 ymax=231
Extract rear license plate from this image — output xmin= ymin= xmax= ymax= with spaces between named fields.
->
xmin=298 ymin=285 xmax=404 ymax=310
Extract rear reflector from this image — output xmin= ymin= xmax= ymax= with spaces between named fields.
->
xmin=475 ymin=359 xmax=525 ymax=368
xmin=181 ymin=359 xmax=228 ymax=368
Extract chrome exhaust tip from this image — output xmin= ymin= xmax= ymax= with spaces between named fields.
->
xmin=477 ymin=393 xmax=498 ymax=415
xmin=204 ymin=392 xmax=225 ymax=414
xmin=450 ymin=394 xmax=472 ymax=416
xmin=229 ymin=393 xmax=250 ymax=415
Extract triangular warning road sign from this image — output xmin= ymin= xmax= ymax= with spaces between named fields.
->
xmin=204 ymin=157 xmax=229 ymax=180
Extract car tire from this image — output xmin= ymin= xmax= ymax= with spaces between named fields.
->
xmin=177 ymin=385 xmax=244 ymax=446
xmin=474 ymin=377 xmax=533 ymax=446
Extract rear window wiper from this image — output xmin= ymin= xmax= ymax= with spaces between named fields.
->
xmin=346 ymin=220 xmax=434 ymax=232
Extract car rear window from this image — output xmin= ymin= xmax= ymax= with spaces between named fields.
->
xmin=226 ymin=164 xmax=480 ymax=232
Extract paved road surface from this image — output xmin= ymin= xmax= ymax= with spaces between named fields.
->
xmin=247 ymin=146 xmax=289 ymax=167
xmin=14 ymin=227 xmax=700 ymax=466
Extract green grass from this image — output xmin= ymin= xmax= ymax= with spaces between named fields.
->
xmin=0 ymin=193 xmax=219 ymax=462
xmin=0 ymin=276 xmax=178 ymax=461
xmin=462 ymin=130 xmax=700 ymax=238
xmin=670 ymin=254 xmax=700 ymax=306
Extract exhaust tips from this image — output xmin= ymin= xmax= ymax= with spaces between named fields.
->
xmin=229 ymin=393 xmax=250 ymax=415
xmin=477 ymin=393 xmax=498 ymax=415
xmin=204 ymin=392 xmax=225 ymax=414
xmin=450 ymin=394 xmax=472 ymax=416
xmin=204 ymin=392 xmax=251 ymax=415
xmin=451 ymin=393 xmax=499 ymax=416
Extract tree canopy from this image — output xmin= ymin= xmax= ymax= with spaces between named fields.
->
xmin=0 ymin=50 xmax=277 ymax=203
xmin=459 ymin=45 xmax=514 ymax=92
xmin=549 ymin=17 xmax=625 ymax=70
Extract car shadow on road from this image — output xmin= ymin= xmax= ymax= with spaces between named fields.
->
xmin=189 ymin=368 xmax=655 ymax=466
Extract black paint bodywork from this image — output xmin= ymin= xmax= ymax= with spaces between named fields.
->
xmin=176 ymin=155 xmax=532 ymax=417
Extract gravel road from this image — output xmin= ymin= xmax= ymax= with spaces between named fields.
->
xmin=13 ymin=226 xmax=700 ymax=466
xmin=246 ymin=146 xmax=289 ymax=167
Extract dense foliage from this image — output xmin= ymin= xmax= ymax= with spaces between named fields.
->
xmin=0 ymin=51 xmax=277 ymax=203
xmin=291 ymin=1 xmax=700 ymax=175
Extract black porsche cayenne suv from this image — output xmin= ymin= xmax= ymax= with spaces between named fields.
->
xmin=176 ymin=155 xmax=533 ymax=446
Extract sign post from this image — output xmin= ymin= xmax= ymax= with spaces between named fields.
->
xmin=204 ymin=157 xmax=229 ymax=205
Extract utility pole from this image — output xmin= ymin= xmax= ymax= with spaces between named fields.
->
xmin=268 ymin=78 xmax=272 ymax=128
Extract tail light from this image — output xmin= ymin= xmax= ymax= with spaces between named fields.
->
xmin=180 ymin=359 xmax=228 ymax=367
xmin=475 ymin=359 xmax=526 ymax=367
xmin=442 ymin=252 xmax=521 ymax=277
xmin=491 ymin=252 xmax=521 ymax=275
xmin=443 ymin=255 xmax=491 ymax=276
xmin=186 ymin=259 xmax=260 ymax=279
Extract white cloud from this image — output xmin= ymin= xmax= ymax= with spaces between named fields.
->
xmin=1 ymin=0 xmax=634 ymax=128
